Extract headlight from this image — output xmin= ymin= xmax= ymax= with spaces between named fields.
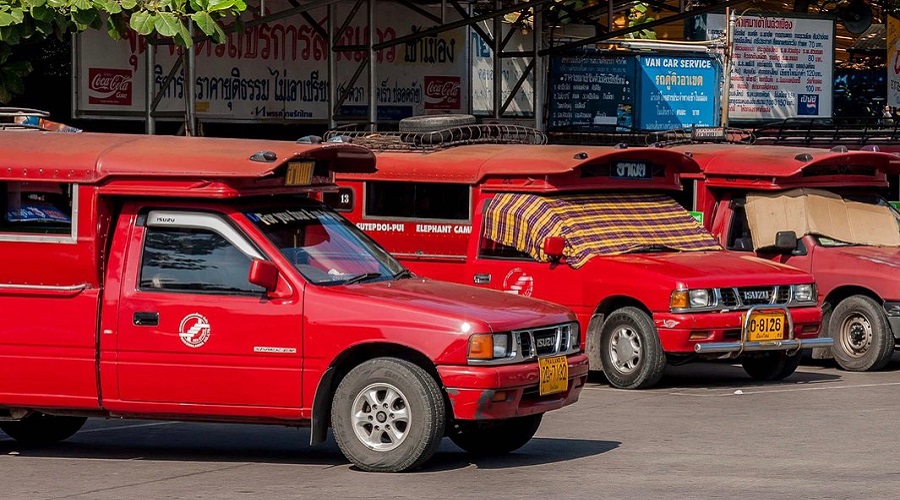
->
xmin=671 ymin=289 xmax=714 ymax=311
xmin=468 ymin=333 xmax=512 ymax=360
xmin=689 ymin=289 xmax=711 ymax=308
xmin=792 ymin=284 xmax=816 ymax=304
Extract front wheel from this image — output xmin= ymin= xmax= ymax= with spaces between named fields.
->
xmin=331 ymin=358 xmax=446 ymax=472
xmin=449 ymin=414 xmax=542 ymax=456
xmin=0 ymin=413 xmax=87 ymax=445
xmin=829 ymin=295 xmax=895 ymax=372
xmin=741 ymin=352 xmax=802 ymax=381
xmin=599 ymin=307 xmax=666 ymax=389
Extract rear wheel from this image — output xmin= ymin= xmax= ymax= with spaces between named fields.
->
xmin=600 ymin=307 xmax=666 ymax=389
xmin=331 ymin=358 xmax=445 ymax=472
xmin=449 ymin=414 xmax=542 ymax=456
xmin=741 ymin=352 xmax=802 ymax=381
xmin=0 ymin=413 xmax=86 ymax=445
xmin=829 ymin=295 xmax=894 ymax=371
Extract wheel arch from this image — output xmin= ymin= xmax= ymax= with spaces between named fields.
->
xmin=310 ymin=342 xmax=441 ymax=446
xmin=585 ymin=296 xmax=653 ymax=370
xmin=823 ymin=285 xmax=882 ymax=312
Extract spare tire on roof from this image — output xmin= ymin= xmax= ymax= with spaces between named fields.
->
xmin=399 ymin=114 xmax=476 ymax=132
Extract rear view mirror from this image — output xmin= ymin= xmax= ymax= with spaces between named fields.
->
xmin=248 ymin=259 xmax=279 ymax=292
xmin=774 ymin=231 xmax=798 ymax=252
xmin=542 ymin=236 xmax=566 ymax=260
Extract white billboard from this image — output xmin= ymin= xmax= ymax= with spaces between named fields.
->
xmin=470 ymin=21 xmax=534 ymax=117
xmin=75 ymin=0 xmax=469 ymax=122
xmin=708 ymin=13 xmax=834 ymax=120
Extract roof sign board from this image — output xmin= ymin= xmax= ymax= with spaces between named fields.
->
xmin=637 ymin=55 xmax=719 ymax=130
xmin=548 ymin=55 xmax=635 ymax=130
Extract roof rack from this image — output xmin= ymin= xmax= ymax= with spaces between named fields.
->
xmin=323 ymin=123 xmax=547 ymax=151
xmin=752 ymin=117 xmax=900 ymax=146
xmin=644 ymin=127 xmax=756 ymax=147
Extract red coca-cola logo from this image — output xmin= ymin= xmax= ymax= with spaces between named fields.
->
xmin=424 ymin=76 xmax=461 ymax=110
xmin=88 ymin=68 xmax=133 ymax=106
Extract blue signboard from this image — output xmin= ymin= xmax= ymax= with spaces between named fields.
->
xmin=548 ymin=55 xmax=636 ymax=130
xmin=637 ymin=56 xmax=719 ymax=130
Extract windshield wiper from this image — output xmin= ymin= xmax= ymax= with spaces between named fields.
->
xmin=392 ymin=269 xmax=414 ymax=280
xmin=625 ymin=244 xmax=679 ymax=254
xmin=342 ymin=272 xmax=383 ymax=285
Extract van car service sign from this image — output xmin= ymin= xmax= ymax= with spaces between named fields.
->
xmin=179 ymin=313 xmax=211 ymax=348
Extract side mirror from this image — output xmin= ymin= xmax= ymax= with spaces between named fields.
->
xmin=774 ymin=231 xmax=798 ymax=252
xmin=542 ymin=236 xmax=566 ymax=260
xmin=248 ymin=259 xmax=279 ymax=292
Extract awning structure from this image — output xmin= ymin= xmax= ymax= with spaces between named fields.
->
xmin=483 ymin=192 xmax=721 ymax=268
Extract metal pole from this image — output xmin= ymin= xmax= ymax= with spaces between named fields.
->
xmin=534 ymin=6 xmax=544 ymax=131
xmin=145 ymin=38 xmax=155 ymax=135
xmin=493 ymin=0 xmax=502 ymax=119
xmin=186 ymin=21 xmax=197 ymax=136
xmin=328 ymin=3 xmax=337 ymax=129
xmin=368 ymin=0 xmax=377 ymax=130
xmin=722 ymin=7 xmax=735 ymax=127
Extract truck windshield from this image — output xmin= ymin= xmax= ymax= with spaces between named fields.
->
xmin=815 ymin=194 xmax=900 ymax=247
xmin=244 ymin=199 xmax=407 ymax=285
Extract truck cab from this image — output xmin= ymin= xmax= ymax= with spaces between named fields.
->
xmin=674 ymin=142 xmax=900 ymax=372
xmin=0 ymin=131 xmax=589 ymax=472
xmin=327 ymin=122 xmax=830 ymax=390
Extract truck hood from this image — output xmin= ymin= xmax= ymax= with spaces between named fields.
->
xmin=594 ymin=251 xmax=813 ymax=288
xmin=825 ymin=245 xmax=900 ymax=268
xmin=338 ymin=278 xmax=574 ymax=332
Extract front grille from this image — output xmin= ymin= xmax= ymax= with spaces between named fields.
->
xmin=720 ymin=288 xmax=738 ymax=307
xmin=518 ymin=327 xmax=560 ymax=357
xmin=737 ymin=287 xmax=776 ymax=305
xmin=776 ymin=286 xmax=791 ymax=303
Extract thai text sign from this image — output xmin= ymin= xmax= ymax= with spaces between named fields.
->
xmin=888 ymin=15 xmax=900 ymax=109
xmin=74 ymin=0 xmax=468 ymax=122
xmin=548 ymin=55 xmax=635 ymax=130
xmin=708 ymin=13 xmax=834 ymax=120
xmin=637 ymin=56 xmax=718 ymax=130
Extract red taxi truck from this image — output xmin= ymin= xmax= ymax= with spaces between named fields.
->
xmin=0 ymin=131 xmax=589 ymax=472
xmin=673 ymin=143 xmax=900 ymax=372
xmin=324 ymin=123 xmax=830 ymax=390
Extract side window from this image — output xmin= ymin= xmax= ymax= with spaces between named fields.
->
xmin=365 ymin=181 xmax=470 ymax=221
xmin=479 ymin=237 xmax=534 ymax=260
xmin=726 ymin=203 xmax=753 ymax=251
xmin=140 ymin=226 xmax=264 ymax=295
xmin=0 ymin=181 xmax=75 ymax=239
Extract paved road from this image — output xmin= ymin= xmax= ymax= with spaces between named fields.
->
xmin=4 ymin=356 xmax=900 ymax=499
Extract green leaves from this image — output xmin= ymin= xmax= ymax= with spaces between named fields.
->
xmin=0 ymin=0 xmax=250 ymax=103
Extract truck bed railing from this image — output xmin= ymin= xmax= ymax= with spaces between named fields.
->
xmin=324 ymin=123 xmax=547 ymax=151
xmin=752 ymin=117 xmax=900 ymax=146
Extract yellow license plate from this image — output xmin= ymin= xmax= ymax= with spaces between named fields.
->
xmin=285 ymin=161 xmax=314 ymax=186
xmin=745 ymin=311 xmax=786 ymax=342
xmin=538 ymin=355 xmax=568 ymax=396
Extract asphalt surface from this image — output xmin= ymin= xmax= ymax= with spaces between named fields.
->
xmin=4 ymin=356 xmax=900 ymax=499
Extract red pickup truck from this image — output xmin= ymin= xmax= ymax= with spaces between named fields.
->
xmin=326 ymin=123 xmax=830 ymax=390
xmin=673 ymin=143 xmax=900 ymax=372
xmin=0 ymin=131 xmax=588 ymax=472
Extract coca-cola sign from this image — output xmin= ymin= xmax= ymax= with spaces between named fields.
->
xmin=88 ymin=68 xmax=132 ymax=106
xmin=424 ymin=76 xmax=461 ymax=110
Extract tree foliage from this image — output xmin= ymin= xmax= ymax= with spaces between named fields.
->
xmin=0 ymin=0 xmax=249 ymax=103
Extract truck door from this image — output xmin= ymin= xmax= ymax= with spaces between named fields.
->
xmin=108 ymin=209 xmax=303 ymax=414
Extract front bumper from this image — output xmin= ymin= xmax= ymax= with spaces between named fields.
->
xmin=654 ymin=305 xmax=828 ymax=355
xmin=437 ymin=353 xmax=589 ymax=421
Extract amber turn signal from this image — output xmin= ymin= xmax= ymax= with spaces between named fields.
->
xmin=670 ymin=290 xmax=689 ymax=310
xmin=467 ymin=333 xmax=495 ymax=359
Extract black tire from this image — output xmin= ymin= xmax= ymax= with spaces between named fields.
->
xmin=741 ymin=352 xmax=802 ymax=381
xmin=449 ymin=414 xmax=542 ymax=456
xmin=599 ymin=307 xmax=666 ymax=390
xmin=331 ymin=358 xmax=446 ymax=472
xmin=829 ymin=295 xmax=895 ymax=371
xmin=810 ymin=306 xmax=834 ymax=360
xmin=0 ymin=413 xmax=86 ymax=445
xmin=398 ymin=114 xmax=476 ymax=132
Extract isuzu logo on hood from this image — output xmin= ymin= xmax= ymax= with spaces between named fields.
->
xmin=742 ymin=290 xmax=770 ymax=301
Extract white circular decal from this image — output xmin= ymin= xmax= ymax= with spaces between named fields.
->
xmin=179 ymin=313 xmax=211 ymax=348
xmin=502 ymin=268 xmax=534 ymax=297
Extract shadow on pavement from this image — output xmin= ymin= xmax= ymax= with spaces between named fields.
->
xmin=587 ymin=360 xmax=843 ymax=390
xmin=0 ymin=424 xmax=618 ymax=472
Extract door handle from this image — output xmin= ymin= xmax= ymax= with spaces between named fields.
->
xmin=133 ymin=312 xmax=159 ymax=326
xmin=473 ymin=273 xmax=491 ymax=284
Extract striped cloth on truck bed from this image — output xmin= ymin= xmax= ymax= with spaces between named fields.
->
xmin=483 ymin=193 xmax=721 ymax=268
